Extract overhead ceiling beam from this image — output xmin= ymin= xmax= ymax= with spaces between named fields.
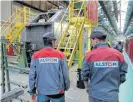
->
xmin=123 ymin=0 xmax=133 ymax=33
xmin=99 ymin=1 xmax=119 ymax=34
xmin=15 ymin=1 xmax=46 ymax=12
xmin=47 ymin=1 xmax=59 ymax=8
xmin=15 ymin=1 xmax=68 ymax=12
xmin=113 ymin=1 xmax=118 ymax=21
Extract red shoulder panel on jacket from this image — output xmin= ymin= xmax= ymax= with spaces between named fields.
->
xmin=85 ymin=47 xmax=124 ymax=63
xmin=33 ymin=48 xmax=65 ymax=59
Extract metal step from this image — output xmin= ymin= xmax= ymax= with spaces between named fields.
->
xmin=6 ymin=55 xmax=18 ymax=59
xmin=7 ymin=60 xmax=18 ymax=65
xmin=8 ymin=64 xmax=29 ymax=73
xmin=61 ymin=42 xmax=74 ymax=44
xmin=0 ymin=88 xmax=24 ymax=102
xmin=10 ymin=80 xmax=27 ymax=88
xmin=7 ymin=56 xmax=18 ymax=65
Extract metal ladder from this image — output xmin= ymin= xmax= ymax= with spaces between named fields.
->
xmin=57 ymin=0 xmax=86 ymax=68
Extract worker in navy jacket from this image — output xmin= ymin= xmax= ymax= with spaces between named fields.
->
xmin=29 ymin=32 xmax=70 ymax=102
xmin=81 ymin=30 xmax=128 ymax=102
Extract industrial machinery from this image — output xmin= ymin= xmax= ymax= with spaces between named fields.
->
xmin=20 ymin=0 xmax=97 ymax=69
xmin=20 ymin=9 xmax=68 ymax=67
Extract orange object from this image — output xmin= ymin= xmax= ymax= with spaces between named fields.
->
xmin=7 ymin=46 xmax=14 ymax=56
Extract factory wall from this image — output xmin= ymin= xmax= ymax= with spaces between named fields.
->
xmin=1 ymin=1 xmax=42 ymax=23
xmin=12 ymin=2 xmax=41 ymax=14
xmin=1 ymin=1 xmax=12 ymax=21
xmin=125 ymin=36 xmax=133 ymax=63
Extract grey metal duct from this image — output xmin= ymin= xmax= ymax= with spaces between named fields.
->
xmin=98 ymin=14 xmax=116 ymax=36
xmin=99 ymin=1 xmax=119 ymax=34
xmin=100 ymin=20 xmax=116 ymax=36
xmin=98 ymin=2 xmax=116 ymax=36
xmin=125 ymin=19 xmax=133 ymax=35
xmin=127 ymin=33 xmax=133 ymax=39
xmin=113 ymin=1 xmax=118 ymax=21
xmin=124 ymin=0 xmax=133 ymax=34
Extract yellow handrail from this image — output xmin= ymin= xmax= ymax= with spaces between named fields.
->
xmin=1 ymin=12 xmax=16 ymax=29
xmin=57 ymin=1 xmax=84 ymax=49
xmin=56 ymin=0 xmax=88 ymax=68
xmin=2 ymin=17 xmax=17 ymax=36
xmin=1 ymin=7 xmax=36 ymax=36
xmin=2 ymin=9 xmax=24 ymax=36
xmin=1 ymin=7 xmax=36 ymax=54
xmin=64 ymin=1 xmax=84 ymax=51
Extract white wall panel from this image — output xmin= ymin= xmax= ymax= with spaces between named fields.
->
xmin=1 ymin=1 xmax=12 ymax=21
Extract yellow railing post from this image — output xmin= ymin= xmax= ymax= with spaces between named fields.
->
xmin=23 ymin=7 xmax=27 ymax=24
xmin=69 ymin=0 xmax=74 ymax=20
xmin=84 ymin=1 xmax=87 ymax=18
xmin=78 ymin=24 xmax=83 ymax=68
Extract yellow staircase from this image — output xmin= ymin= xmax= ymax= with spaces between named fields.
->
xmin=57 ymin=0 xmax=88 ymax=68
xmin=1 ymin=7 xmax=36 ymax=53
xmin=5 ymin=23 xmax=25 ymax=43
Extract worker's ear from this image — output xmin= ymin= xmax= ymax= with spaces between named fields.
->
xmin=95 ymin=38 xmax=99 ymax=44
xmin=52 ymin=40 xmax=55 ymax=48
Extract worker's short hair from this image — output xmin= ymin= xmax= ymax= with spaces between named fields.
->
xmin=96 ymin=36 xmax=106 ymax=41
xmin=91 ymin=30 xmax=107 ymax=41
xmin=43 ymin=32 xmax=56 ymax=46
xmin=43 ymin=38 xmax=52 ymax=46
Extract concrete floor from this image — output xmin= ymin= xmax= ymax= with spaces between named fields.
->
xmin=8 ymin=65 xmax=88 ymax=102
xmin=119 ymin=52 xmax=133 ymax=102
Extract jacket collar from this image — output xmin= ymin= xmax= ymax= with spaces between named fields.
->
xmin=43 ymin=46 xmax=53 ymax=49
xmin=94 ymin=42 xmax=109 ymax=49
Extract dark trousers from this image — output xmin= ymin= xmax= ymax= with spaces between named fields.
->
xmin=37 ymin=93 xmax=65 ymax=102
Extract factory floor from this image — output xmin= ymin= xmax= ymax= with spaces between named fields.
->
xmin=119 ymin=52 xmax=133 ymax=102
xmin=9 ymin=65 xmax=88 ymax=102
xmin=1 ymin=51 xmax=133 ymax=102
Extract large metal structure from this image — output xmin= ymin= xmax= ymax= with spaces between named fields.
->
xmin=20 ymin=9 xmax=68 ymax=67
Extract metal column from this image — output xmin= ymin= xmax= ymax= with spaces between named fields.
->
xmin=1 ymin=36 xmax=11 ymax=94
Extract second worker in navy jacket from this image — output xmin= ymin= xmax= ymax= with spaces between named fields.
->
xmin=81 ymin=30 xmax=128 ymax=102
xmin=29 ymin=32 xmax=70 ymax=102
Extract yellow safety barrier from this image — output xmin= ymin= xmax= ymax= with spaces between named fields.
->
xmin=1 ymin=7 xmax=36 ymax=53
